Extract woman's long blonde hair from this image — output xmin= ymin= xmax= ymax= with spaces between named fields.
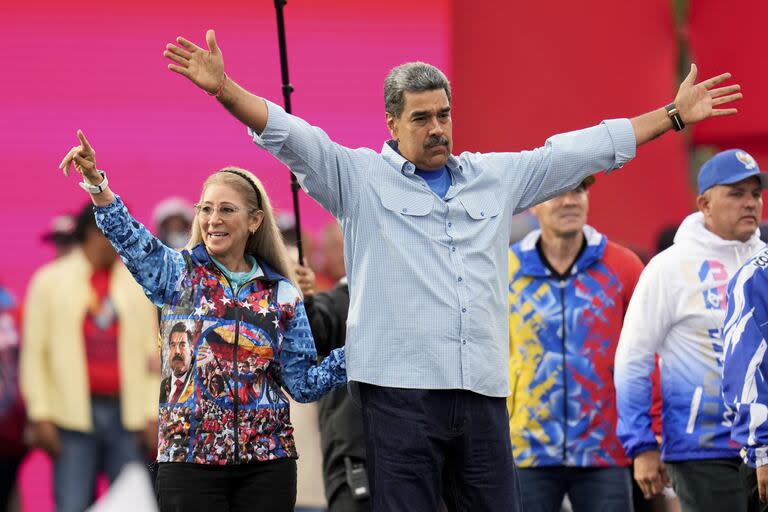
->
xmin=186 ymin=167 xmax=298 ymax=290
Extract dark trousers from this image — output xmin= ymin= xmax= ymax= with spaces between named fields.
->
xmin=156 ymin=458 xmax=297 ymax=512
xmin=329 ymin=483 xmax=371 ymax=512
xmin=666 ymin=457 xmax=746 ymax=512
xmin=517 ymin=466 xmax=632 ymax=512
xmin=0 ymin=456 xmax=22 ymax=512
xmin=740 ymin=462 xmax=768 ymax=512
xmin=358 ymin=384 xmax=521 ymax=512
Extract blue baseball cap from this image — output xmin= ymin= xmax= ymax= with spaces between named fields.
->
xmin=697 ymin=149 xmax=768 ymax=194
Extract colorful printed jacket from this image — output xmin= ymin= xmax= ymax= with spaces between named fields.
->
xmin=95 ymin=196 xmax=347 ymax=465
xmin=508 ymin=226 xmax=643 ymax=467
xmin=723 ymin=245 xmax=768 ymax=468
xmin=0 ymin=285 xmax=25 ymax=457
xmin=616 ymin=212 xmax=762 ymax=461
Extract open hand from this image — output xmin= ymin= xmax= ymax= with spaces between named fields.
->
xmin=675 ymin=63 xmax=742 ymax=125
xmin=165 ymin=29 xmax=225 ymax=94
xmin=59 ymin=130 xmax=101 ymax=184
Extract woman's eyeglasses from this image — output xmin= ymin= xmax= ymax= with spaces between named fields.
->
xmin=194 ymin=204 xmax=244 ymax=220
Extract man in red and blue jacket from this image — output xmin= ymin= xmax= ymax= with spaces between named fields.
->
xmin=507 ymin=178 xmax=646 ymax=512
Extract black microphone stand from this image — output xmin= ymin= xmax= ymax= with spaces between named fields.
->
xmin=273 ymin=0 xmax=304 ymax=265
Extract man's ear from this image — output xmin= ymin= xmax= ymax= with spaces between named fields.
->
xmin=696 ymin=193 xmax=710 ymax=215
xmin=386 ymin=112 xmax=398 ymax=140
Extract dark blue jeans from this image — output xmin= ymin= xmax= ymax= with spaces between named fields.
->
xmin=357 ymin=384 xmax=521 ymax=512
xmin=516 ymin=466 xmax=633 ymax=512
xmin=54 ymin=397 xmax=142 ymax=512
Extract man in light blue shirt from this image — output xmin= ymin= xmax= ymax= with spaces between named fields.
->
xmin=164 ymin=29 xmax=742 ymax=511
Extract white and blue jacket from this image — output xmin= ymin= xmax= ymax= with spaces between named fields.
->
xmin=615 ymin=212 xmax=763 ymax=461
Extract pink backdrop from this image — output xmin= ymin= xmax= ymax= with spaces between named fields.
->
xmin=1 ymin=0 xmax=450 ymax=299
xmin=2 ymin=1 xmax=449 ymax=510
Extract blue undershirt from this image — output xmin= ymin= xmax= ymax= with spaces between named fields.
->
xmin=415 ymin=166 xmax=451 ymax=199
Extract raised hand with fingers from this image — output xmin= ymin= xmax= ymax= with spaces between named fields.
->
xmin=59 ymin=130 xmax=114 ymax=206
xmin=164 ymin=29 xmax=226 ymax=95
xmin=59 ymin=130 xmax=101 ymax=184
xmin=674 ymin=63 xmax=742 ymax=125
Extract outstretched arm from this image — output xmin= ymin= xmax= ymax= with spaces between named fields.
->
xmin=631 ymin=64 xmax=741 ymax=146
xmin=165 ymin=30 xmax=371 ymax=220
xmin=165 ymin=29 xmax=269 ymax=135
xmin=58 ymin=131 xmax=185 ymax=305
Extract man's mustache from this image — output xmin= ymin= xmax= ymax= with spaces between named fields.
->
xmin=172 ymin=354 xmax=185 ymax=363
xmin=424 ymin=136 xmax=449 ymax=149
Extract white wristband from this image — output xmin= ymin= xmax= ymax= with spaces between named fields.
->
xmin=79 ymin=170 xmax=108 ymax=194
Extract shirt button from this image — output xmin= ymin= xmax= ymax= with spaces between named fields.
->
xmin=458 ymin=277 xmax=463 ymax=282
xmin=462 ymin=339 xmax=467 ymax=345
xmin=480 ymin=211 xmax=485 ymax=217
xmin=451 ymin=247 xmax=456 ymax=252
xmin=402 ymin=208 xmax=408 ymax=213
xmin=448 ymin=222 xmax=452 ymax=227
xmin=461 ymin=308 xmax=466 ymax=313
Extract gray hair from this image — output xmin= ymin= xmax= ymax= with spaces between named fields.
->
xmin=384 ymin=62 xmax=451 ymax=119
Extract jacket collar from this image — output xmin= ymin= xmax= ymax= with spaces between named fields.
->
xmin=189 ymin=244 xmax=286 ymax=282
xmin=512 ymin=225 xmax=606 ymax=278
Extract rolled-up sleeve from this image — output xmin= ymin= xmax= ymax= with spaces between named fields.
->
xmin=476 ymin=118 xmax=636 ymax=213
xmin=248 ymin=100 xmax=373 ymax=220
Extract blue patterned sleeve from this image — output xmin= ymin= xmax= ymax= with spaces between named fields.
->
xmin=93 ymin=195 xmax=185 ymax=307
xmin=277 ymin=283 xmax=347 ymax=403
xmin=723 ymin=250 xmax=768 ymax=467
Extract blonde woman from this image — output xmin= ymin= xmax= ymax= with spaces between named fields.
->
xmin=59 ymin=130 xmax=347 ymax=512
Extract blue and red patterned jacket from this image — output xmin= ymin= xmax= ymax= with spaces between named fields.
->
xmin=95 ymin=196 xmax=346 ymax=465
xmin=507 ymin=225 xmax=644 ymax=467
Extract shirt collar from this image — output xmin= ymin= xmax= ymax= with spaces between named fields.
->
xmin=381 ymin=140 xmax=462 ymax=176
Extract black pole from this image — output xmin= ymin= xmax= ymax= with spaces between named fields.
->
xmin=274 ymin=0 xmax=304 ymax=265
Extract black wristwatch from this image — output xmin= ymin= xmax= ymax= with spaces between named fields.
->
xmin=664 ymin=103 xmax=685 ymax=131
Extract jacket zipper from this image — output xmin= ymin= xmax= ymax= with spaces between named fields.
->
xmin=211 ymin=262 xmax=242 ymax=464
xmin=233 ymin=301 xmax=241 ymax=463
xmin=559 ymin=279 xmax=568 ymax=464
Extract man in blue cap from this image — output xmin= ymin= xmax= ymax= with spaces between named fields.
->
xmin=615 ymin=149 xmax=767 ymax=512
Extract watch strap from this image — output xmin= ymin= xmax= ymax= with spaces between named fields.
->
xmin=664 ymin=103 xmax=685 ymax=131
xmin=78 ymin=170 xmax=108 ymax=194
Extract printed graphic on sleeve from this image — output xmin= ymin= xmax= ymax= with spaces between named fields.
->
xmin=699 ymin=260 xmax=728 ymax=311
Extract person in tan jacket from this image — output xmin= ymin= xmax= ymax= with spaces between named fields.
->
xmin=21 ymin=203 xmax=159 ymax=512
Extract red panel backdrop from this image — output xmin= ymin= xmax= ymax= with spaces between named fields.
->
xmin=689 ymin=0 xmax=768 ymax=166
xmin=451 ymin=0 xmax=690 ymax=254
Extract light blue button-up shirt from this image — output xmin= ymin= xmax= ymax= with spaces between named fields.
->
xmin=251 ymin=100 xmax=635 ymax=397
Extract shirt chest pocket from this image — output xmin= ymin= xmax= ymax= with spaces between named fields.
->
xmin=458 ymin=194 xmax=501 ymax=221
xmin=379 ymin=185 xmax=434 ymax=217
